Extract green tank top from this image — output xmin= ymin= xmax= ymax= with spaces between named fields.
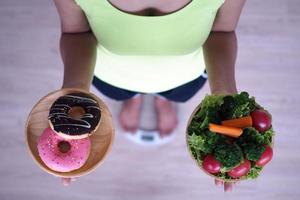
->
xmin=74 ymin=0 xmax=225 ymax=92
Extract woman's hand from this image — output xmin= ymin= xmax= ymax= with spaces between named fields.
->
xmin=60 ymin=83 xmax=91 ymax=187
xmin=61 ymin=82 xmax=90 ymax=92
xmin=212 ymin=88 xmax=237 ymax=192
xmin=59 ymin=84 xmax=88 ymax=187
xmin=214 ymin=179 xmax=238 ymax=192
xmin=211 ymin=88 xmax=238 ymax=96
xmin=212 ymin=88 xmax=238 ymax=193
xmin=61 ymin=177 xmax=78 ymax=186
xmin=210 ymin=82 xmax=238 ymax=96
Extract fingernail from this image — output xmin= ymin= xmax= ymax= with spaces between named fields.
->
xmin=215 ymin=179 xmax=223 ymax=186
xmin=63 ymin=181 xmax=69 ymax=186
xmin=224 ymin=184 xmax=233 ymax=192
xmin=62 ymin=178 xmax=71 ymax=186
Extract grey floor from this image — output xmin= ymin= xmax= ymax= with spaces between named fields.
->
xmin=1 ymin=0 xmax=300 ymax=199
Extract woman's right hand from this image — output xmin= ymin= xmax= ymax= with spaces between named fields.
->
xmin=61 ymin=82 xmax=90 ymax=92
xmin=61 ymin=177 xmax=78 ymax=186
xmin=59 ymin=84 xmax=87 ymax=187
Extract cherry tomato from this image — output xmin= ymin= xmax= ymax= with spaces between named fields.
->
xmin=228 ymin=160 xmax=251 ymax=178
xmin=202 ymin=154 xmax=221 ymax=174
xmin=251 ymin=109 xmax=272 ymax=132
xmin=257 ymin=146 xmax=273 ymax=167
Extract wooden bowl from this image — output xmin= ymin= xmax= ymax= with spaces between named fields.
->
xmin=186 ymin=103 xmax=241 ymax=183
xmin=186 ymin=103 xmax=237 ymax=183
xmin=25 ymin=88 xmax=115 ymax=178
xmin=186 ymin=101 xmax=275 ymax=183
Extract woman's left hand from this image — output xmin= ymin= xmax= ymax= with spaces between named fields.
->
xmin=211 ymin=87 xmax=238 ymax=96
xmin=214 ymin=179 xmax=239 ymax=192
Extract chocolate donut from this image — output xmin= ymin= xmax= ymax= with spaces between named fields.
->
xmin=48 ymin=92 xmax=101 ymax=139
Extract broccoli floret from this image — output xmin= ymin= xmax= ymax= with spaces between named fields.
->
xmin=243 ymin=143 xmax=266 ymax=161
xmin=220 ymin=92 xmax=256 ymax=120
xmin=220 ymin=96 xmax=236 ymax=119
xmin=233 ymin=92 xmax=256 ymax=117
xmin=214 ymin=143 xmax=244 ymax=171
xmin=237 ymin=127 xmax=265 ymax=145
xmin=236 ymin=127 xmax=269 ymax=161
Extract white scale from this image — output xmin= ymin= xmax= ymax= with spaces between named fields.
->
xmin=124 ymin=94 xmax=176 ymax=146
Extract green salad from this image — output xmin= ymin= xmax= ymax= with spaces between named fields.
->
xmin=187 ymin=92 xmax=274 ymax=181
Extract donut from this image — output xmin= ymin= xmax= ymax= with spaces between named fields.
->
xmin=48 ymin=92 xmax=101 ymax=139
xmin=37 ymin=127 xmax=91 ymax=172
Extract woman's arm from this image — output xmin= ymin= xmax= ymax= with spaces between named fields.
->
xmin=54 ymin=0 xmax=97 ymax=91
xmin=53 ymin=0 xmax=97 ymax=186
xmin=203 ymin=31 xmax=238 ymax=94
xmin=203 ymin=0 xmax=246 ymax=192
xmin=203 ymin=0 xmax=246 ymax=95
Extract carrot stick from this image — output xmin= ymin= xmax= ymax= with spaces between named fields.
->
xmin=221 ymin=116 xmax=253 ymax=128
xmin=209 ymin=123 xmax=243 ymax=138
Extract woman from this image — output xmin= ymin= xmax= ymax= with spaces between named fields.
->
xmin=54 ymin=0 xmax=246 ymax=191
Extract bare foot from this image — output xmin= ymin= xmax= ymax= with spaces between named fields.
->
xmin=154 ymin=96 xmax=178 ymax=137
xmin=119 ymin=95 xmax=143 ymax=133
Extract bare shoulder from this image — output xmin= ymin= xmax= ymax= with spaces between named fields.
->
xmin=53 ymin=0 xmax=90 ymax=33
xmin=212 ymin=0 xmax=246 ymax=32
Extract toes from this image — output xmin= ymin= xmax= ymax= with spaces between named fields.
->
xmin=119 ymin=117 xmax=138 ymax=133
xmin=154 ymin=99 xmax=178 ymax=138
xmin=157 ymin=112 xmax=179 ymax=137
xmin=127 ymin=125 xmax=138 ymax=134
xmin=158 ymin=121 xmax=178 ymax=137
xmin=122 ymin=122 xmax=137 ymax=133
xmin=118 ymin=99 xmax=142 ymax=134
xmin=159 ymin=128 xmax=173 ymax=137
xmin=119 ymin=113 xmax=137 ymax=133
xmin=123 ymin=120 xmax=138 ymax=133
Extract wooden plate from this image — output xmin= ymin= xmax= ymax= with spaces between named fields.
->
xmin=25 ymin=88 xmax=115 ymax=178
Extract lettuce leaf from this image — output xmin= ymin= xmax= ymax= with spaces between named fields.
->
xmin=246 ymin=166 xmax=263 ymax=179
xmin=188 ymin=133 xmax=206 ymax=152
xmin=196 ymin=94 xmax=224 ymax=122
xmin=188 ymin=131 xmax=225 ymax=154
xmin=263 ymin=128 xmax=275 ymax=145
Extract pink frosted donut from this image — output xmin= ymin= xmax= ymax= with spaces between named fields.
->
xmin=37 ymin=127 xmax=91 ymax=172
